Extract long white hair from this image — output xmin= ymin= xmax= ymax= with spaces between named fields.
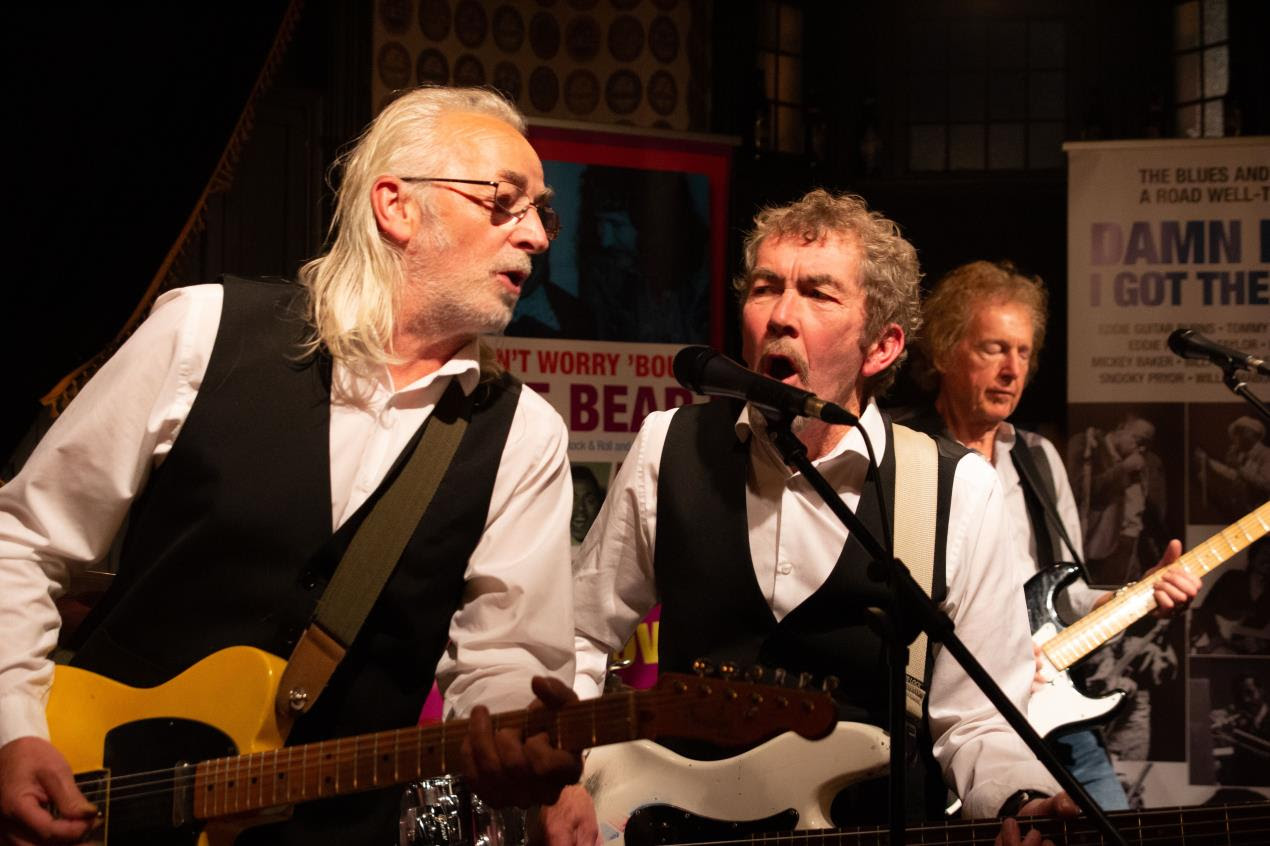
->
xmin=297 ymin=86 xmax=525 ymax=371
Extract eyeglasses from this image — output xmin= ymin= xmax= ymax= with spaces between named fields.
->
xmin=401 ymin=177 xmax=560 ymax=240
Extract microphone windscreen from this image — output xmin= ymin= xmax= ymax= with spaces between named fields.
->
xmin=672 ymin=345 xmax=718 ymax=392
xmin=1167 ymin=328 xmax=1196 ymax=358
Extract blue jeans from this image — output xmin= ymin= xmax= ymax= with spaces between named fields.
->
xmin=1049 ymin=727 xmax=1129 ymax=810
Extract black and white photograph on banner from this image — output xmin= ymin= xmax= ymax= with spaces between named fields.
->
xmin=1189 ymin=536 xmax=1270 ymax=656
xmin=1065 ymin=403 xmax=1185 ymax=588
xmin=1188 ymin=658 xmax=1270 ymax=787
xmin=1189 ymin=403 xmax=1270 ymax=525
xmin=1076 ymin=615 xmax=1187 ymax=763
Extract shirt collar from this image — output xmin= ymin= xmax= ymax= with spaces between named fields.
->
xmin=735 ymin=399 xmax=889 ymax=469
xmin=332 ymin=339 xmax=482 ymax=404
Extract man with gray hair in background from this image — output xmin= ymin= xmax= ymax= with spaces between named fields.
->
xmin=907 ymin=260 xmax=1197 ymax=809
xmin=0 ymin=86 xmax=580 ymax=844
xmin=551 ymin=191 xmax=1082 ymax=845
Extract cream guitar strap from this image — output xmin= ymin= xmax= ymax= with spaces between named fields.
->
xmin=889 ymin=423 xmax=939 ymax=722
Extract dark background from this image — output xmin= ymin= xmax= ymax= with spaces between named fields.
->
xmin=4 ymin=0 xmax=1268 ymax=463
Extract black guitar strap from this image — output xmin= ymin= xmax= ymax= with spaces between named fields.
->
xmin=1009 ymin=433 xmax=1087 ymax=576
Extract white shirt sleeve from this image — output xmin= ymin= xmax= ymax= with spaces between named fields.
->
xmin=436 ymin=386 xmax=578 ymax=718
xmin=570 ymin=408 xmax=674 ymax=700
xmin=929 ymin=452 xmax=1063 ymax=818
xmin=0 ymin=285 xmax=221 ymax=746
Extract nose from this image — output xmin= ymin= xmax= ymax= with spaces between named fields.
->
xmin=1000 ymin=348 xmax=1025 ymax=380
xmin=766 ymin=289 xmax=799 ymax=336
xmin=512 ymin=207 xmax=551 ymax=254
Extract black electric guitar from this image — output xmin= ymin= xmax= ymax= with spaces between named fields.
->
xmin=1025 ymin=501 xmax=1269 ymax=737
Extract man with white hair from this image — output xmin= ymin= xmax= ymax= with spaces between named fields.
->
xmin=1196 ymin=415 xmax=1270 ymax=520
xmin=0 ymin=86 xmax=579 ymax=844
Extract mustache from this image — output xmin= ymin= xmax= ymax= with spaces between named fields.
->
xmin=759 ymin=340 xmax=810 ymax=383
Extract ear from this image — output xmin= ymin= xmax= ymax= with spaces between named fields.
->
xmin=371 ymin=175 xmax=419 ymax=246
xmin=861 ymin=323 xmax=905 ymax=380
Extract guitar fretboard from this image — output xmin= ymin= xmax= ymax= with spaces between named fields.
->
xmin=1043 ymin=501 xmax=1270 ymax=672
xmin=192 ymin=692 xmax=641 ymax=818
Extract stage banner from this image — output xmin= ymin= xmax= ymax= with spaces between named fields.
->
xmin=1064 ymin=137 xmax=1270 ymax=807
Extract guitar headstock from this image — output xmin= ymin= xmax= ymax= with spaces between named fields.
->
xmin=644 ymin=665 xmax=836 ymax=747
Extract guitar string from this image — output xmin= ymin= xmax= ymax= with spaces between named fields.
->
xmin=70 ymin=686 xmax=822 ymax=805
xmin=654 ymin=808 xmax=1270 ymax=846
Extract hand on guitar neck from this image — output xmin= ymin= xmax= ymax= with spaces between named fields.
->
xmin=1089 ymin=538 xmax=1200 ymax=617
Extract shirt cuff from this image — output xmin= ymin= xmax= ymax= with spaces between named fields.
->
xmin=962 ymin=763 xmax=1062 ymax=820
xmin=0 ymin=692 xmax=51 ymax=747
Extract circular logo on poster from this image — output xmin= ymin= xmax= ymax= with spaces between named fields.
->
xmin=377 ymin=42 xmax=412 ymax=88
xmin=529 ymin=12 xmax=561 ymax=59
xmin=492 ymin=5 xmax=525 ymax=53
xmin=605 ymin=69 xmax=642 ymax=115
xmin=379 ymin=0 xmax=412 ymax=34
xmin=564 ymin=69 xmax=600 ymax=114
xmin=418 ymin=0 xmax=452 ymax=41
xmin=416 ymin=49 xmax=449 ymax=85
xmin=647 ymin=69 xmax=677 ymax=116
xmin=454 ymin=0 xmax=488 ymax=48
xmin=565 ymin=15 xmax=601 ymax=62
xmin=529 ymin=66 xmax=560 ymax=111
xmin=649 ymin=15 xmax=678 ymax=63
xmin=607 ymin=14 xmax=644 ymax=62
xmin=453 ymin=53 xmax=487 ymax=86
xmin=493 ymin=61 xmax=522 ymax=102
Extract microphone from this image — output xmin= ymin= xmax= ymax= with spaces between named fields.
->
xmin=673 ymin=345 xmax=859 ymax=425
xmin=1167 ymin=329 xmax=1269 ymax=375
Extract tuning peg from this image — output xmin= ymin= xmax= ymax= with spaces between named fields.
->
xmin=772 ymin=668 xmax=787 ymax=686
xmin=691 ymin=658 xmax=713 ymax=677
xmin=821 ymin=676 xmax=839 ymax=693
xmin=719 ymin=661 xmax=738 ymax=679
xmin=745 ymin=665 xmax=766 ymax=683
xmin=796 ymin=671 xmax=814 ymax=689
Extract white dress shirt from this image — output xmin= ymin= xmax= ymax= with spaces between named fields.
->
xmin=572 ymin=402 xmax=1062 ymax=819
xmin=0 ymin=284 xmax=575 ymax=747
xmin=990 ymin=423 xmax=1104 ymax=620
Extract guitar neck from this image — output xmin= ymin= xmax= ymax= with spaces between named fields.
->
xmin=727 ymin=802 xmax=1269 ymax=845
xmin=1043 ymin=501 xmax=1270 ymax=672
xmin=192 ymin=693 xmax=640 ymax=819
xmin=190 ymin=673 xmax=834 ymax=821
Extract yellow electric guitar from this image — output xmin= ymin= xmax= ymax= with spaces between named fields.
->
xmin=47 ymin=647 xmax=835 ymax=845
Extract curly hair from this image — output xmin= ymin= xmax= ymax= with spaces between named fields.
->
xmin=916 ymin=260 xmax=1048 ymax=392
xmin=735 ymin=189 xmax=922 ymax=395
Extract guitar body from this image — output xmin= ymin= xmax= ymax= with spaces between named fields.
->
xmin=48 ymin=646 xmax=290 ymax=845
xmin=585 ymin=722 xmax=890 ymax=846
xmin=1024 ymin=564 xmax=1127 ymax=738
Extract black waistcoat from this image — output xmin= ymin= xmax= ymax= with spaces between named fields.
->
xmin=652 ymin=399 xmax=964 ymax=821
xmin=70 ymin=277 xmax=519 ymax=844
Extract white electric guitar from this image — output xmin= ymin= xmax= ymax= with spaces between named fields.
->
xmin=583 ymin=726 xmax=1269 ymax=845
xmin=1027 ymin=500 xmax=1270 ymax=738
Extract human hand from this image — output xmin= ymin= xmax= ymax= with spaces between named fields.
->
xmin=1030 ymin=643 xmax=1047 ymax=693
xmin=0 ymin=737 xmax=97 ymax=845
xmin=994 ymin=792 xmax=1079 ymax=846
xmin=535 ymin=783 xmax=600 ymax=846
xmin=461 ymin=677 xmax=584 ymax=809
xmin=1121 ymin=452 xmax=1146 ymax=474
xmin=1144 ymin=540 xmax=1199 ymax=617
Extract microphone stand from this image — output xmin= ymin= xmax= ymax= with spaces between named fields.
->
xmin=1221 ymin=363 xmax=1270 ymax=425
xmin=760 ymin=411 xmax=1127 ymax=846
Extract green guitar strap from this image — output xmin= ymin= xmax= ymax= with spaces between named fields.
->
xmin=274 ymin=379 xmax=471 ymax=736
xmin=889 ymin=423 xmax=939 ymax=723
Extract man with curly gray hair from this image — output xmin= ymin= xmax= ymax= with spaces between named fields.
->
xmin=559 ymin=191 xmax=1079 ymax=840
xmin=0 ymin=86 xmax=581 ymax=845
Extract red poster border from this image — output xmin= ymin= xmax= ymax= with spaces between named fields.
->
xmin=527 ymin=125 xmax=734 ymax=351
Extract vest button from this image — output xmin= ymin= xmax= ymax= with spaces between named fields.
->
xmin=299 ymin=570 xmax=319 ymax=590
